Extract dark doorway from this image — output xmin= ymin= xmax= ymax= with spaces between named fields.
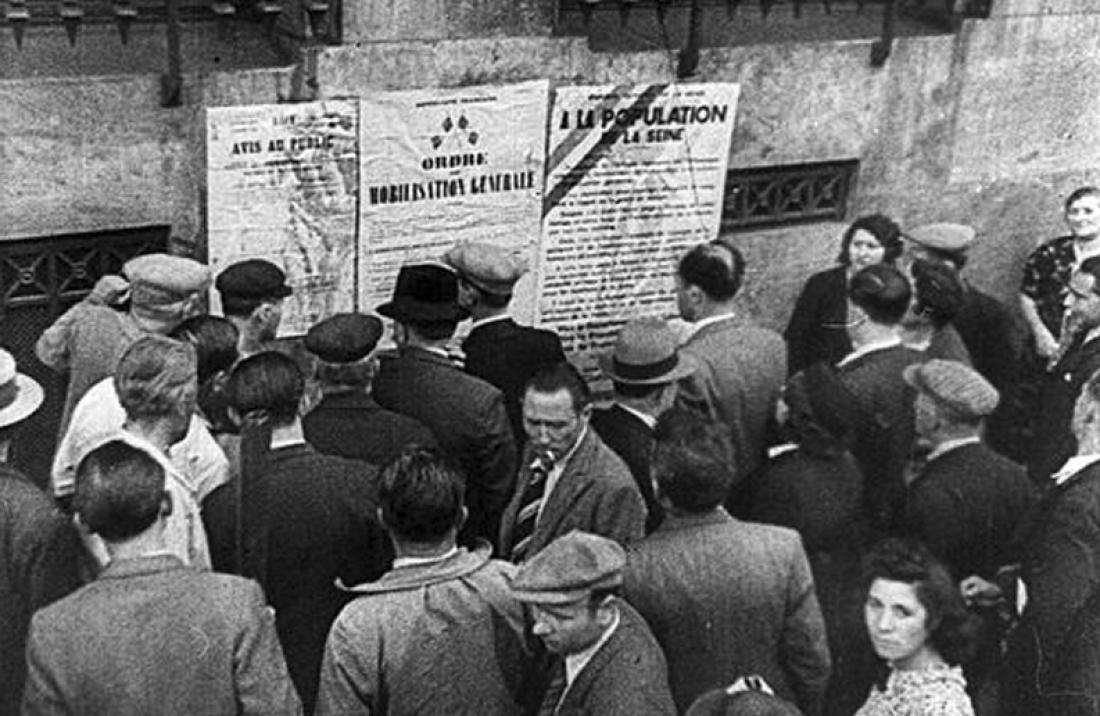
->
xmin=0 ymin=226 xmax=169 ymax=491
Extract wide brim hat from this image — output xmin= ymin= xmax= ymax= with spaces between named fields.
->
xmin=376 ymin=263 xmax=470 ymax=324
xmin=0 ymin=349 xmax=44 ymax=428
xmin=598 ymin=317 xmax=697 ymax=386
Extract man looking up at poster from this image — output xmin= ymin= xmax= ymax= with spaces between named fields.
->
xmin=215 ymin=258 xmax=294 ymax=359
xmin=675 ymin=240 xmax=786 ymax=488
xmin=443 ymin=241 xmax=566 ymax=443
xmin=373 ymin=263 xmax=517 ymax=549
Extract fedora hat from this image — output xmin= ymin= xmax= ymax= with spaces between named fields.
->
xmin=0 ymin=349 xmax=43 ymax=429
xmin=599 ymin=317 xmax=696 ymax=386
xmin=376 ymin=263 xmax=470 ymax=324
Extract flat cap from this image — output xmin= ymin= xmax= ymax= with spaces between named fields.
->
xmin=123 ymin=254 xmax=211 ymax=305
xmin=510 ymin=531 xmax=625 ymax=604
xmin=442 ymin=241 xmax=527 ymax=296
xmin=305 ymin=313 xmax=383 ymax=363
xmin=903 ymin=359 xmax=999 ymax=420
xmin=215 ymin=259 xmax=293 ymax=301
xmin=905 ymin=223 xmax=976 ymax=254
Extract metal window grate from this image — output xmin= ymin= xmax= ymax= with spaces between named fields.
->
xmin=721 ymin=160 xmax=858 ymax=230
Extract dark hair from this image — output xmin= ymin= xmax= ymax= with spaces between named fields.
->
xmin=837 ymin=214 xmax=903 ymax=267
xmin=613 ymin=381 xmax=667 ymax=401
xmin=75 ymin=440 xmax=165 ymax=541
xmin=315 ymin=361 xmax=373 ymax=389
xmin=685 ymin=686 xmax=804 ymax=716
xmin=169 ymin=315 xmax=239 ymax=385
xmin=911 ymin=259 xmax=965 ymax=328
xmin=404 ymin=319 xmax=458 ymax=342
xmin=226 ymin=351 xmax=303 ymax=425
xmin=678 ymin=241 xmax=745 ymax=302
xmin=379 ymin=445 xmax=465 ymax=543
xmin=525 ymin=361 xmax=591 ymax=414
xmin=1077 ymin=256 xmax=1100 ymax=294
xmin=1065 ymin=186 xmax=1100 ymax=212
xmin=652 ymin=407 xmax=736 ymax=513
xmin=848 ymin=264 xmax=911 ymax=325
xmin=220 ymin=294 xmax=267 ymax=320
xmin=473 ymin=286 xmax=511 ymax=310
xmin=862 ymin=538 xmax=977 ymax=666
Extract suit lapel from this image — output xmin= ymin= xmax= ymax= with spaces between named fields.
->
xmin=534 ymin=431 xmax=600 ymax=549
xmin=559 ymin=603 xmax=631 ymax=711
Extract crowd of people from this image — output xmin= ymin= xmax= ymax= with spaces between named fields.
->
xmin=5 ymin=187 xmax=1100 ymax=716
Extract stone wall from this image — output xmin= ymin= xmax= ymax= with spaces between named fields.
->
xmin=3 ymin=1 xmax=1098 ymax=333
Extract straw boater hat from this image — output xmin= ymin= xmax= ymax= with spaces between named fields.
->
xmin=599 ymin=317 xmax=696 ymax=386
xmin=0 ymin=349 xmax=44 ymax=429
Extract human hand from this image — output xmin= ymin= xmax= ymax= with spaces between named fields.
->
xmin=87 ymin=275 xmax=130 ymax=306
xmin=1035 ymin=329 xmax=1059 ymax=359
xmin=960 ymin=575 xmax=1003 ymax=608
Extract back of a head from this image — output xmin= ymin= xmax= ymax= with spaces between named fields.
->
xmin=226 ymin=351 xmax=303 ymax=425
xmin=678 ymin=241 xmax=745 ymax=302
xmin=848 ymin=264 xmax=911 ymax=326
xmin=379 ymin=445 xmax=465 ymax=543
xmin=685 ymin=685 xmax=803 ymax=716
xmin=75 ymin=440 xmax=166 ymax=542
xmin=652 ymin=407 xmax=736 ymax=513
xmin=114 ymin=336 xmax=198 ymax=422
xmin=169 ymin=315 xmax=239 ymax=385
xmin=525 ymin=361 xmax=591 ymax=413
xmin=911 ymin=259 xmax=965 ymax=327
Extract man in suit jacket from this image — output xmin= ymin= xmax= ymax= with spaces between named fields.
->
xmin=23 ymin=440 xmax=301 ymax=716
xmin=202 ymin=351 xmax=391 ymax=715
xmin=675 ymin=240 xmax=786 ymax=487
xmin=591 ymin=317 xmax=696 ymax=533
xmin=373 ymin=263 xmax=517 ymax=548
xmin=499 ymin=362 xmax=647 ymax=562
xmin=444 ymin=240 xmax=566 ymax=443
xmin=302 ymin=312 xmax=436 ymax=467
xmin=624 ymin=408 xmax=830 ymax=715
xmin=1030 ymin=257 xmax=1100 ymax=483
xmin=511 ymin=531 xmax=676 ymax=716
xmin=1003 ymin=368 xmax=1100 ymax=716
xmin=837 ymin=264 xmax=925 ymax=534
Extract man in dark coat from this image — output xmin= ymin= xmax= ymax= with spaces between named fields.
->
xmin=1003 ymin=368 xmax=1100 ymax=716
xmin=511 ymin=530 xmax=676 ymax=716
xmin=1030 ymin=256 xmax=1100 ymax=483
xmin=444 ymin=240 xmax=566 ymax=444
xmin=590 ymin=317 xmax=696 ymax=533
xmin=498 ymin=362 xmax=646 ymax=563
xmin=624 ymin=409 xmax=830 ymax=716
xmin=24 ymin=440 xmax=301 ymax=716
xmin=0 ymin=349 xmax=80 ymax=714
xmin=202 ymin=351 xmax=390 ymax=715
xmin=302 ymin=312 xmax=436 ymax=467
xmin=675 ymin=241 xmax=786 ymax=487
xmin=836 ymin=264 xmax=924 ymax=534
xmin=372 ymin=263 xmax=517 ymax=548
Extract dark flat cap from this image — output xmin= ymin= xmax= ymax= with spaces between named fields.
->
xmin=215 ymin=259 xmax=293 ymax=301
xmin=305 ymin=313 xmax=383 ymax=363
xmin=510 ymin=531 xmax=625 ymax=604
xmin=376 ymin=263 xmax=469 ymax=324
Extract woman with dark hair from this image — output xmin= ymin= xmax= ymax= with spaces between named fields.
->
xmin=785 ymin=214 xmax=904 ymax=374
xmin=168 ymin=315 xmax=239 ymax=437
xmin=900 ymin=258 xmax=972 ymax=364
xmin=856 ymin=538 xmax=977 ymax=716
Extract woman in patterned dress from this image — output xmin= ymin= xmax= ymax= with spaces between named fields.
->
xmin=855 ymin=539 xmax=977 ymax=716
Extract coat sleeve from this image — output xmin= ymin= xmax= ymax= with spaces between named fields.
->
xmin=315 ymin=610 xmax=377 ymax=716
xmin=235 ymin=583 xmax=304 ymax=716
xmin=471 ymin=390 xmax=518 ymax=545
xmin=780 ymin=536 xmax=831 ymax=716
xmin=34 ymin=302 xmax=88 ymax=373
xmin=785 ymin=272 xmax=830 ymax=376
xmin=592 ymin=466 xmax=647 ymax=549
xmin=21 ymin=612 xmax=70 ymax=716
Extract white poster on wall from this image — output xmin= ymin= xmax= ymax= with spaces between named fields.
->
xmin=206 ymin=101 xmax=359 ymax=336
xmin=358 ymin=80 xmax=549 ymax=322
xmin=538 ymin=82 xmax=740 ymax=376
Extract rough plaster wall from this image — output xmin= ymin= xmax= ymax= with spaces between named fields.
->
xmin=343 ymin=0 xmax=552 ymax=43
xmin=0 ymin=67 xmax=296 ymax=246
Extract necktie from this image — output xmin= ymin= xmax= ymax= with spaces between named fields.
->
xmin=536 ymin=657 xmax=568 ymax=716
xmin=510 ymin=450 xmax=555 ymax=562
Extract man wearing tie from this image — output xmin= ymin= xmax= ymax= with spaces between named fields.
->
xmin=498 ymin=362 xmax=646 ymax=563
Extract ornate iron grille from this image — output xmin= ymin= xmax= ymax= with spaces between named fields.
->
xmin=721 ymin=160 xmax=857 ymax=230
xmin=0 ymin=225 xmax=169 ymax=489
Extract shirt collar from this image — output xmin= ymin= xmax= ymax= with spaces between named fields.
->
xmin=1052 ymin=454 xmax=1100 ymax=486
xmin=565 ymin=606 xmax=620 ymax=686
xmin=836 ymin=336 xmax=902 ymax=368
xmin=615 ymin=403 xmax=657 ymax=430
xmin=393 ymin=546 xmax=459 ymax=570
xmin=469 ymin=314 xmax=511 ymax=331
xmin=926 ymin=436 xmax=982 ymax=463
xmin=689 ymin=312 xmax=737 ymax=334
xmin=767 ymin=443 xmax=799 ymax=459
